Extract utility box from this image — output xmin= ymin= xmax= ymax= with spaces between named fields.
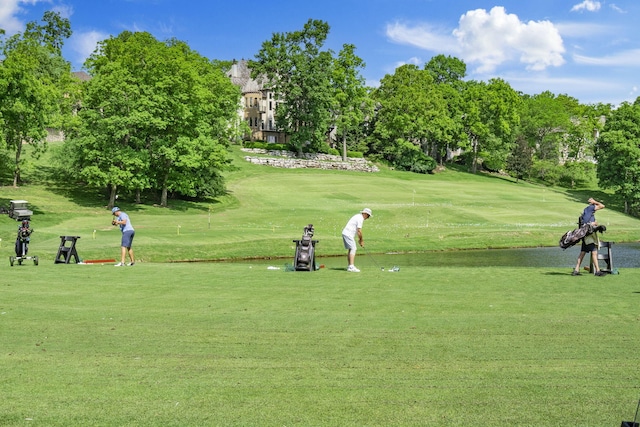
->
xmin=9 ymin=200 xmax=33 ymax=221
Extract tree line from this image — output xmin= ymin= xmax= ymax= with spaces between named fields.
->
xmin=2 ymin=14 xmax=640 ymax=214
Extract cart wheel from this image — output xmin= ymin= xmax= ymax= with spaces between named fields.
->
xmin=33 ymin=256 xmax=39 ymax=266
xmin=18 ymin=258 xmax=23 ymax=265
xmin=10 ymin=256 xmax=14 ymax=266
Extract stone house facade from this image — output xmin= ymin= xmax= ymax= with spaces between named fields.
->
xmin=227 ymin=59 xmax=288 ymax=144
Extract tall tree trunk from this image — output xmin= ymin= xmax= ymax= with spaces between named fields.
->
xmin=161 ymin=187 xmax=168 ymax=208
xmin=135 ymin=189 xmax=141 ymax=204
xmin=160 ymin=166 xmax=170 ymax=207
xmin=471 ymin=138 xmax=479 ymax=174
xmin=108 ymin=184 xmax=117 ymax=209
xmin=13 ymin=141 xmax=23 ymax=187
xmin=342 ymin=131 xmax=347 ymax=161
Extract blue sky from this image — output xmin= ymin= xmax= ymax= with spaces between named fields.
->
xmin=1 ymin=0 xmax=639 ymax=106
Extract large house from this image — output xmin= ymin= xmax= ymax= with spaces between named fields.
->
xmin=228 ymin=59 xmax=288 ymax=144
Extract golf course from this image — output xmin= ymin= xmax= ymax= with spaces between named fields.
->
xmin=2 ymin=145 xmax=640 ymax=426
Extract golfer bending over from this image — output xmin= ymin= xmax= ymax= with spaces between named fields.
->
xmin=573 ymin=197 xmax=605 ymax=276
xmin=112 ymin=207 xmax=135 ymax=266
xmin=342 ymin=208 xmax=372 ymax=272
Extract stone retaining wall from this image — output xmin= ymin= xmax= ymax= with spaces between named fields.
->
xmin=242 ymin=148 xmax=379 ymax=172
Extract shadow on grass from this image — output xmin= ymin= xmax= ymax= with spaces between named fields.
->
xmin=43 ymin=181 xmax=226 ymax=213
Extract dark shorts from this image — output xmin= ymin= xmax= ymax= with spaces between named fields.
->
xmin=581 ymin=241 xmax=596 ymax=253
xmin=121 ymin=230 xmax=135 ymax=248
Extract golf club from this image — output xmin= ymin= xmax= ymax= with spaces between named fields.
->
xmin=363 ymin=247 xmax=384 ymax=271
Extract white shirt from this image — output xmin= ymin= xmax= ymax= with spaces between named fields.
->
xmin=342 ymin=213 xmax=364 ymax=237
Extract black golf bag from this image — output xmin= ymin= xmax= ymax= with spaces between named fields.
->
xmin=10 ymin=219 xmax=38 ymax=266
xmin=15 ymin=220 xmax=32 ymax=257
xmin=293 ymin=224 xmax=318 ymax=271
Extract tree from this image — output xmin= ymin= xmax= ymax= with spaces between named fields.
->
xmin=0 ymin=11 xmax=72 ymax=186
xmin=424 ymin=55 xmax=467 ymax=164
xmin=462 ymin=78 xmax=521 ymax=173
xmin=250 ymin=19 xmax=335 ymax=154
xmin=331 ymin=43 xmax=370 ymax=160
xmin=519 ymin=92 xmax=576 ymax=162
xmin=506 ymin=136 xmax=533 ymax=182
xmin=67 ymin=31 xmax=241 ymax=207
xmin=424 ymin=54 xmax=466 ymax=86
xmin=563 ymin=102 xmax=610 ymax=162
xmin=595 ymin=100 xmax=640 ymax=214
xmin=369 ymin=64 xmax=444 ymax=172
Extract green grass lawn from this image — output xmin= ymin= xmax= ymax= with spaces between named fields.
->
xmin=1 ymin=146 xmax=640 ymax=425
xmin=1 ymin=262 xmax=639 ymax=426
xmin=2 ymin=146 xmax=640 ymax=263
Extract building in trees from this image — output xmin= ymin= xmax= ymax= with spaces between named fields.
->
xmin=228 ymin=59 xmax=288 ymax=144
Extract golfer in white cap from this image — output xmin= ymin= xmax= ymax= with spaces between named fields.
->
xmin=341 ymin=208 xmax=372 ymax=272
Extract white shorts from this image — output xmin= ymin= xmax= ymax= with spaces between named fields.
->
xmin=342 ymin=234 xmax=357 ymax=251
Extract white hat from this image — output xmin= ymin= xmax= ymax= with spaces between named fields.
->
xmin=361 ymin=208 xmax=373 ymax=217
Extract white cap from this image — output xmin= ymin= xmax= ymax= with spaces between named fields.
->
xmin=361 ymin=208 xmax=373 ymax=217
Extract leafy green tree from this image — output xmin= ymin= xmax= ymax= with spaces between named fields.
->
xmin=250 ymin=19 xmax=334 ymax=154
xmin=68 ymin=31 xmax=241 ymax=207
xmin=370 ymin=64 xmax=443 ymax=172
xmin=331 ymin=43 xmax=370 ymax=160
xmin=424 ymin=55 xmax=467 ymax=164
xmin=0 ymin=11 xmax=72 ymax=186
xmin=564 ymin=102 xmax=610 ymax=161
xmin=506 ymin=136 xmax=533 ymax=182
xmin=462 ymin=79 xmax=521 ymax=173
xmin=424 ymin=54 xmax=467 ymax=85
xmin=595 ymin=100 xmax=640 ymax=214
xmin=519 ymin=92 xmax=572 ymax=162
xmin=559 ymin=160 xmax=597 ymax=189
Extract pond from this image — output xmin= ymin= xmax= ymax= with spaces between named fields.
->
xmin=363 ymin=242 xmax=640 ymax=269
xmin=238 ymin=242 xmax=640 ymax=269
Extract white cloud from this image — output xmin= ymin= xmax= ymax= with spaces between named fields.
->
xmin=555 ymin=22 xmax=612 ymax=38
xmin=453 ymin=7 xmax=565 ymax=73
xmin=51 ymin=3 xmax=73 ymax=20
xmin=571 ymin=1 xmax=602 ymax=12
xmin=0 ymin=0 xmax=29 ymax=34
xmin=68 ymin=29 xmax=109 ymax=67
xmin=574 ymin=49 xmax=640 ymax=66
xmin=385 ymin=6 xmax=565 ymax=74
xmin=609 ymin=4 xmax=626 ymax=13
xmin=385 ymin=21 xmax=459 ymax=53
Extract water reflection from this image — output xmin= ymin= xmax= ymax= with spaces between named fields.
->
xmin=229 ymin=243 xmax=640 ymax=269
xmin=356 ymin=242 xmax=640 ymax=269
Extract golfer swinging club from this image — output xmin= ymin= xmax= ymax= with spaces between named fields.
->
xmin=342 ymin=208 xmax=372 ymax=272
xmin=112 ymin=207 xmax=135 ymax=266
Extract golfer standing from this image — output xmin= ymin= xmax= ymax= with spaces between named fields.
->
xmin=572 ymin=197 xmax=605 ymax=276
xmin=112 ymin=207 xmax=135 ymax=266
xmin=342 ymin=208 xmax=372 ymax=272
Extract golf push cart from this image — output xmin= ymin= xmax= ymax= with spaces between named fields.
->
xmin=8 ymin=200 xmax=38 ymax=266
xmin=293 ymin=224 xmax=318 ymax=271
xmin=10 ymin=219 xmax=38 ymax=266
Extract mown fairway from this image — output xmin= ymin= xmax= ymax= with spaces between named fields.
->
xmin=1 ymin=262 xmax=640 ymax=426
xmin=2 ymin=147 xmax=640 ymax=263
xmin=1 ymin=146 xmax=640 ymax=426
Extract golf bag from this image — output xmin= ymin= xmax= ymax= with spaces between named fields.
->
xmin=15 ymin=220 xmax=32 ymax=257
xmin=559 ymin=222 xmax=606 ymax=249
xmin=293 ymin=224 xmax=318 ymax=271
